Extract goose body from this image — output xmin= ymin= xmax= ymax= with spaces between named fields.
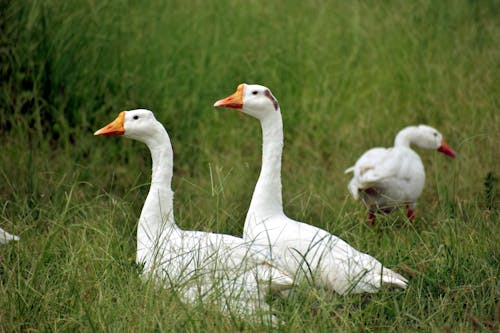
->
xmin=214 ymin=84 xmax=407 ymax=294
xmin=345 ymin=125 xmax=456 ymax=223
xmin=95 ymin=110 xmax=293 ymax=321
xmin=0 ymin=227 xmax=19 ymax=244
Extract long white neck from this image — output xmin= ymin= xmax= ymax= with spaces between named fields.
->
xmin=246 ymin=110 xmax=284 ymax=224
xmin=394 ymin=126 xmax=418 ymax=148
xmin=136 ymin=128 xmax=177 ymax=262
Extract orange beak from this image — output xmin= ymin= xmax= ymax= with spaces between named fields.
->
xmin=94 ymin=112 xmax=125 ymax=136
xmin=213 ymin=84 xmax=244 ymax=109
xmin=437 ymin=139 xmax=456 ymax=158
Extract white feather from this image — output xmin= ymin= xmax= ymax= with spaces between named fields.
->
xmin=96 ymin=109 xmax=293 ymax=322
xmin=215 ymin=85 xmax=407 ymax=294
xmin=0 ymin=228 xmax=19 ymax=244
xmin=346 ymin=125 xmax=454 ymax=213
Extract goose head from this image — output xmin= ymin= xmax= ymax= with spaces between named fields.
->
xmin=94 ymin=109 xmax=165 ymax=144
xmin=411 ymin=125 xmax=456 ymax=157
xmin=213 ymin=83 xmax=279 ymax=120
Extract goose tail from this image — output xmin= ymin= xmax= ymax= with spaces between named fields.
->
xmin=381 ymin=268 xmax=408 ymax=289
xmin=0 ymin=228 xmax=20 ymax=244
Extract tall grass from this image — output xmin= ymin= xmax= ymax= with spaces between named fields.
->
xmin=1 ymin=0 xmax=498 ymax=331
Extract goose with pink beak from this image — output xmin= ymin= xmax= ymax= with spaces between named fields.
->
xmin=345 ymin=125 xmax=456 ymax=224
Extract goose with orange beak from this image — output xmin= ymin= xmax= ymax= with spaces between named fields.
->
xmin=95 ymin=109 xmax=293 ymax=323
xmin=215 ymin=84 xmax=408 ymax=294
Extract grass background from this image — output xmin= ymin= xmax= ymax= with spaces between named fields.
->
xmin=0 ymin=0 xmax=498 ymax=331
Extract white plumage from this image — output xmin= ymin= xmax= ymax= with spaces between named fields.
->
xmin=0 ymin=227 xmax=19 ymax=244
xmin=214 ymin=84 xmax=407 ymax=294
xmin=95 ymin=109 xmax=293 ymax=322
xmin=345 ymin=125 xmax=456 ymax=224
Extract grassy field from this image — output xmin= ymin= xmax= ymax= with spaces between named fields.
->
xmin=0 ymin=0 xmax=498 ymax=331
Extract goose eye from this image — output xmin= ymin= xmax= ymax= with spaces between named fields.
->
xmin=252 ymin=91 xmax=258 ymax=95
xmin=433 ymin=132 xmax=437 ymax=137
xmin=133 ymin=115 xmax=139 ymax=120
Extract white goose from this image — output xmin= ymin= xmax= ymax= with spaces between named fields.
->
xmin=95 ymin=109 xmax=293 ymax=322
xmin=214 ymin=84 xmax=407 ymax=294
xmin=345 ymin=125 xmax=456 ymax=224
xmin=0 ymin=227 xmax=19 ymax=244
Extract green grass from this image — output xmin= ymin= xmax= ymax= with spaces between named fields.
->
xmin=1 ymin=0 xmax=498 ymax=331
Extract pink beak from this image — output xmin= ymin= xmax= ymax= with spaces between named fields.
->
xmin=437 ymin=139 xmax=456 ymax=158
